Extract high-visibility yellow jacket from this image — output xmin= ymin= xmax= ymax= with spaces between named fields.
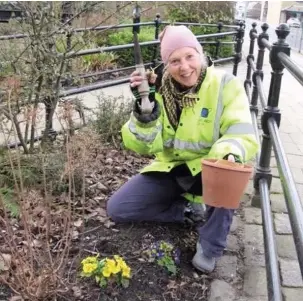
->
xmin=121 ymin=66 xmax=259 ymax=200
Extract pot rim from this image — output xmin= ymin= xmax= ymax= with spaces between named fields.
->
xmin=202 ymin=158 xmax=253 ymax=173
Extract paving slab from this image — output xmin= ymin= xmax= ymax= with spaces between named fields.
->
xmin=276 ymin=235 xmax=299 ymax=260
xmin=283 ymin=287 xmax=303 ymax=301
xmin=274 ymin=213 xmax=292 ymax=235
xmin=280 ymin=259 xmax=303 ymax=287
xmin=243 ymin=267 xmax=268 ymax=297
xmin=270 ymin=193 xmax=288 ymax=213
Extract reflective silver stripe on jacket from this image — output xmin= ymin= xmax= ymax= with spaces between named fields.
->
xmin=163 ymin=73 xmax=237 ymax=152
xmin=128 ymin=120 xmax=162 ymax=143
xmin=212 ymin=73 xmax=235 ymax=142
xmin=164 ymin=139 xmax=174 ymax=148
xmin=164 ymin=138 xmax=212 ymax=151
xmin=216 ymin=138 xmax=246 ymax=159
xmin=224 ymin=123 xmax=255 ymax=135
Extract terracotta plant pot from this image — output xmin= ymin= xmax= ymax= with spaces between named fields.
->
xmin=201 ymin=158 xmax=253 ymax=209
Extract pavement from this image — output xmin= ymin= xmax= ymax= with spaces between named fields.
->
xmin=223 ymin=20 xmax=303 ymax=301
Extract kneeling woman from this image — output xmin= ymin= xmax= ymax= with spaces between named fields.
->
xmin=107 ymin=25 xmax=259 ymax=273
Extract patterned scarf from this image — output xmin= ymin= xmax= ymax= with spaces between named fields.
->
xmin=160 ymin=69 xmax=207 ymax=130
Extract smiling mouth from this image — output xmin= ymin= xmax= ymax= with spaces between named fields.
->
xmin=180 ymin=72 xmax=193 ymax=79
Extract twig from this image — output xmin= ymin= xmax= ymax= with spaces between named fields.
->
xmin=132 ymin=266 xmax=143 ymax=277
xmin=60 ymin=2 xmax=134 ymax=60
xmin=50 ymin=2 xmax=102 ymax=38
xmin=83 ymin=249 xmax=99 ymax=255
xmin=81 ymin=225 xmax=103 ymax=235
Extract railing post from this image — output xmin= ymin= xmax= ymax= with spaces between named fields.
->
xmin=244 ymin=22 xmax=257 ymax=92
xmin=251 ymin=23 xmax=269 ymax=207
xmin=153 ymin=13 xmax=161 ymax=68
xmin=255 ymin=24 xmax=291 ymax=301
xmin=215 ymin=21 xmax=223 ymax=59
xmin=232 ymin=21 xmax=245 ymax=76
xmin=253 ymin=24 xmax=291 ymax=208
xmin=61 ymin=1 xmax=73 ymax=87
xmin=132 ymin=4 xmax=141 ymax=35
xmin=267 ymin=24 xmax=290 ymax=107
xmin=251 ymin=22 xmax=266 ymax=113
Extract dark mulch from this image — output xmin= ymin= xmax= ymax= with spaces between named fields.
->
xmin=0 ymin=143 xmax=220 ymax=301
xmin=67 ymin=145 xmax=212 ymax=301
xmin=75 ymin=221 xmax=211 ymax=301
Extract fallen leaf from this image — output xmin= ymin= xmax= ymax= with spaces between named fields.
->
xmin=72 ymin=230 xmax=79 ymax=240
xmin=96 ymin=207 xmax=107 ymax=217
xmin=73 ymin=219 xmax=83 ymax=228
xmin=96 ymin=216 xmax=108 ymax=223
xmin=96 ymin=182 xmax=108 ymax=192
xmin=9 ymin=296 xmax=24 ymax=301
xmin=72 ymin=286 xmax=82 ymax=298
xmin=32 ymin=240 xmax=43 ymax=248
xmin=138 ymin=258 xmax=146 ymax=262
xmin=103 ymin=219 xmax=115 ymax=229
xmin=167 ymin=280 xmax=178 ymax=290
xmin=0 ymin=253 xmax=11 ymax=271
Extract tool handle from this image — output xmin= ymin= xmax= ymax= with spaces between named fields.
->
xmin=136 ymin=64 xmax=154 ymax=114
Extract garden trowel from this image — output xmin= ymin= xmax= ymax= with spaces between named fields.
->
xmin=133 ymin=31 xmax=154 ymax=115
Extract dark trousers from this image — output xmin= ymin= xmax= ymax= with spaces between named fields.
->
xmin=106 ymin=172 xmax=234 ymax=258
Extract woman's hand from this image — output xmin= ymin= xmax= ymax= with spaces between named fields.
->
xmin=130 ymin=70 xmax=157 ymax=88
xmin=130 ymin=69 xmax=160 ymax=123
xmin=227 ymin=154 xmax=235 ymax=162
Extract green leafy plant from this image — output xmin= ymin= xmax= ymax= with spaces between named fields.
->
xmin=106 ymin=27 xmax=156 ymax=67
xmin=82 ymin=51 xmax=118 ymax=72
xmin=166 ymin=2 xmax=235 ymax=59
xmin=0 ymin=187 xmax=19 ymax=217
xmin=81 ymin=255 xmax=132 ymax=288
xmin=167 ymin=1 xmax=235 ymax=24
xmin=55 ymin=36 xmax=85 ymax=54
xmin=91 ymin=93 xmax=133 ymax=146
xmin=187 ymin=26 xmax=234 ymax=59
xmin=143 ymin=240 xmax=181 ymax=275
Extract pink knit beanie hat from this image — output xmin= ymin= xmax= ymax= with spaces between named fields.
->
xmin=159 ymin=25 xmax=203 ymax=64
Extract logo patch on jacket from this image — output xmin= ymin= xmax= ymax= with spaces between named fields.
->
xmin=201 ymin=108 xmax=209 ymax=118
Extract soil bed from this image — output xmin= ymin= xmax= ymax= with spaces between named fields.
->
xmin=0 ymin=145 xmax=212 ymax=301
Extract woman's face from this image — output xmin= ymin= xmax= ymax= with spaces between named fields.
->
xmin=167 ymin=47 xmax=202 ymax=88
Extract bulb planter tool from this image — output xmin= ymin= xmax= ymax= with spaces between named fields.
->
xmin=133 ymin=31 xmax=154 ymax=115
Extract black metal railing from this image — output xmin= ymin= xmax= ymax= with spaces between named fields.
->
xmin=59 ymin=18 xmax=241 ymax=95
xmin=0 ymin=14 xmax=242 ymax=148
xmin=245 ymin=21 xmax=303 ymax=301
xmin=0 ymin=17 xmax=240 ymax=93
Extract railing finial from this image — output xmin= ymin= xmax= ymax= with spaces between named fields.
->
xmin=232 ymin=20 xmax=245 ymax=76
xmin=217 ymin=21 xmax=223 ymax=32
xmin=250 ymin=22 xmax=257 ymax=40
xmin=261 ymin=23 xmax=269 ymax=33
xmin=258 ymin=23 xmax=269 ymax=49
xmin=275 ymin=23 xmax=290 ymax=43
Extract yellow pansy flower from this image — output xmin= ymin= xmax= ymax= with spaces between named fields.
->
xmin=113 ymin=255 xmax=131 ymax=278
xmin=114 ymin=255 xmax=123 ymax=261
xmin=122 ymin=265 xmax=131 ymax=278
xmin=102 ymin=266 xmax=112 ymax=278
xmin=81 ymin=256 xmax=98 ymax=265
xmin=105 ymin=258 xmax=121 ymax=274
xmin=83 ymin=262 xmax=98 ymax=274
xmin=114 ymin=256 xmax=127 ymax=269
